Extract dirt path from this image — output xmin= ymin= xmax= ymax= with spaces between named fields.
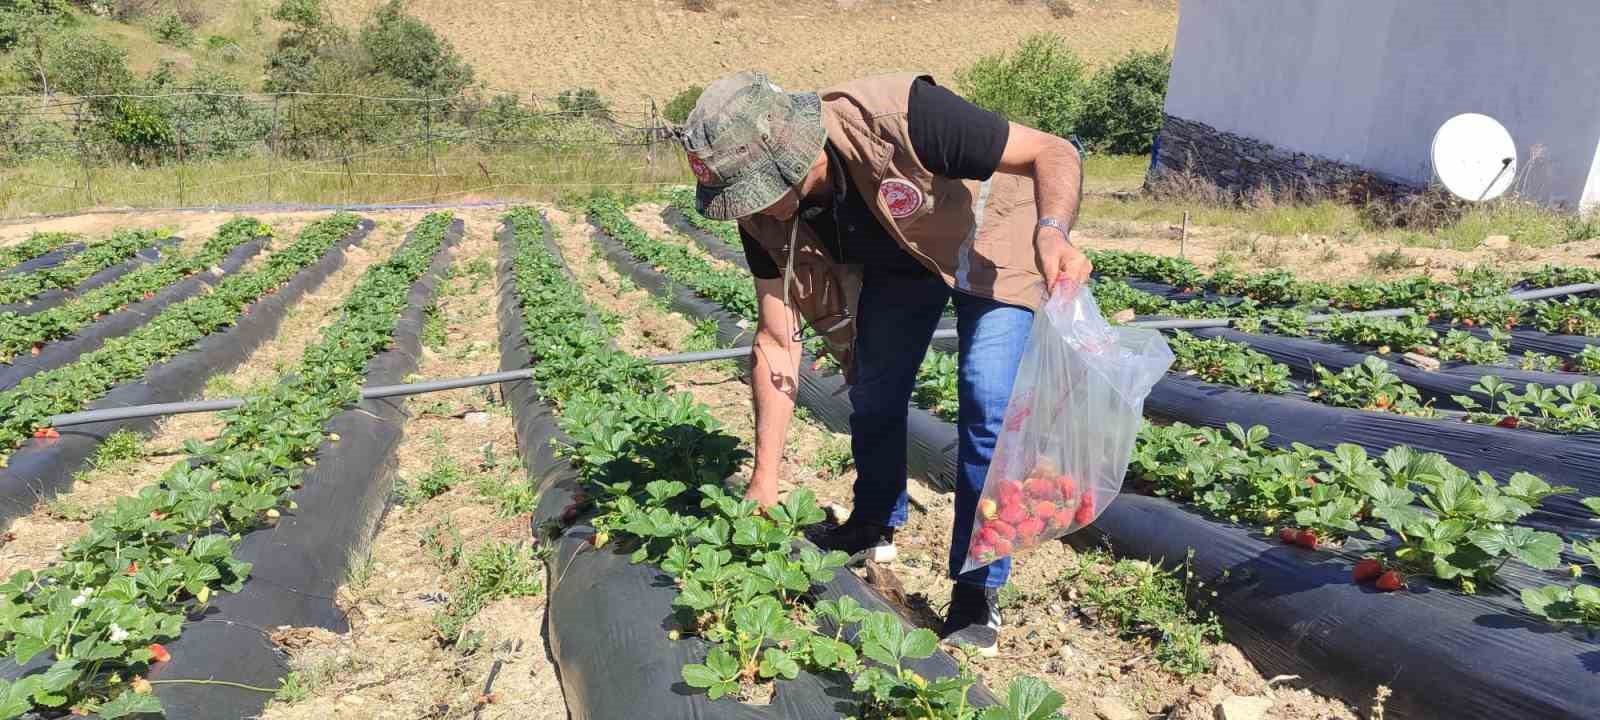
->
xmin=260 ymin=210 xmax=565 ymax=720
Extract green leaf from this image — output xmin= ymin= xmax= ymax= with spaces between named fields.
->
xmin=759 ymin=647 xmax=800 ymax=680
xmin=1521 ymin=585 xmax=1566 ymax=618
xmin=705 ymin=646 xmax=739 ymax=677
xmin=1000 ymin=676 xmax=1068 ymax=720
xmin=1470 ymin=526 xmax=1564 ymax=569
xmin=97 ymin=690 xmax=164 ymax=719
xmin=0 ymin=678 xmax=36 ymax=720
xmin=1583 ymin=496 xmax=1600 ymax=517
xmin=681 ymin=663 xmax=723 ymax=689
xmin=899 ymin=628 xmax=938 ymax=661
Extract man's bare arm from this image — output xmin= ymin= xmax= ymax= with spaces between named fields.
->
xmin=746 ymin=276 xmax=803 ymax=507
xmin=995 ymin=123 xmax=1090 ymax=291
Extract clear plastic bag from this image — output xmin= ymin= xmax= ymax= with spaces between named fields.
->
xmin=960 ymin=280 xmax=1173 ymax=574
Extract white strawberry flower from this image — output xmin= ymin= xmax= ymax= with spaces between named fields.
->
xmin=109 ymin=624 xmax=129 ymax=643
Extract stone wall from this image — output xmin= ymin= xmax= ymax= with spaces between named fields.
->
xmin=1149 ymin=114 xmax=1420 ymax=202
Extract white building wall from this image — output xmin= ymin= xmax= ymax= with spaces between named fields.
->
xmin=1164 ymin=0 xmax=1600 ymax=209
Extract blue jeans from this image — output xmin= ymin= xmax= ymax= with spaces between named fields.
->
xmin=848 ymin=265 xmax=1034 ymax=589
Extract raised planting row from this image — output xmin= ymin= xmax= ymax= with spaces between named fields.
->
xmin=501 ymin=207 xmax=1066 ymax=719
xmin=659 ymin=195 xmax=1600 ymax=718
xmin=0 ymin=219 xmax=267 ymax=365
xmin=0 ymin=215 xmax=361 ymax=461
xmin=0 ymin=230 xmax=168 ymax=308
xmin=0 ymin=234 xmax=78 ymax=276
xmin=0 ymin=213 xmax=456 ymax=719
xmin=0 ymin=215 xmax=370 ymax=526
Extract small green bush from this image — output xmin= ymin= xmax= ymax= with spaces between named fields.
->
xmin=664 ymin=84 xmax=703 ymax=124
xmin=956 ymin=33 xmax=1087 ymax=140
xmin=1079 ymin=48 xmax=1171 ymax=154
xmin=0 ymin=0 xmax=74 ymax=52
xmin=150 ymin=10 xmax=194 ymax=47
xmin=358 ymin=0 xmax=474 ymax=99
xmin=558 ymin=87 xmax=613 ymax=121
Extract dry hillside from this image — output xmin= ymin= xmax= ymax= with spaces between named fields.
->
xmin=325 ymin=0 xmax=1176 ymax=108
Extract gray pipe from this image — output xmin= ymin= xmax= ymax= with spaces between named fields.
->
xmin=41 ymin=281 xmax=1600 ymax=428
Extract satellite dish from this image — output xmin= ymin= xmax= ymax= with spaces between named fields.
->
xmin=1432 ymin=113 xmax=1518 ymax=202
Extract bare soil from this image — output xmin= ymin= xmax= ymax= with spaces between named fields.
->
xmin=328 ymin=0 xmax=1177 ymax=109
xmin=259 ymin=209 xmax=566 ymax=720
xmin=1075 ymin=215 xmax=1600 ymax=284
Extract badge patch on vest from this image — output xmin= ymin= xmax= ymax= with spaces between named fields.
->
xmin=687 ymin=153 xmax=716 ymax=185
xmin=879 ymin=179 xmax=924 ymax=219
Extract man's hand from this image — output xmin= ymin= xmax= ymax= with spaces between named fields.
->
xmin=1036 ymin=230 xmax=1092 ymax=295
xmin=745 ymin=469 xmax=780 ymax=508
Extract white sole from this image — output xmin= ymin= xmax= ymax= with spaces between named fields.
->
xmin=847 ymin=544 xmax=898 ymax=565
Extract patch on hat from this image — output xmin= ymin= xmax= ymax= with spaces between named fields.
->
xmin=687 ymin=152 xmax=717 ymax=185
xmin=879 ymin=179 xmax=924 ymax=219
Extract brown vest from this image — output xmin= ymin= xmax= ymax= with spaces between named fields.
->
xmin=740 ymin=73 xmax=1044 ymax=382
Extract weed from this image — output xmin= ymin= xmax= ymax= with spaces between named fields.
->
xmin=684 ymin=318 xmax=721 ymax=353
xmin=273 ymin=672 xmax=308 ymax=704
xmin=345 ymin=552 xmax=377 ymax=589
xmin=997 ymin=583 xmax=1028 ymax=610
xmin=1058 ymin=547 xmax=1222 ymax=675
xmin=433 ymin=541 xmax=543 ymax=646
xmin=46 ymin=498 xmax=93 ymax=522
xmin=422 ymin=518 xmax=464 ymax=568
xmin=87 ymin=429 xmax=145 ymax=469
xmin=203 ymin=373 xmax=240 ymax=399
xmin=421 ymin=302 xmax=447 ymax=350
xmin=400 ymin=457 xmax=463 ymax=505
xmin=1367 ymin=247 xmax=1409 ymax=272
xmin=815 ymin=436 xmax=853 ymax=480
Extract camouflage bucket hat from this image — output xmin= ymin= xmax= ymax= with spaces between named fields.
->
xmin=679 ymin=71 xmax=827 ymax=220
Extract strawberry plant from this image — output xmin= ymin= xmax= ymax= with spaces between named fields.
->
xmin=1520 ymin=498 xmax=1600 ymax=630
xmin=1454 ymin=376 xmax=1600 ymax=433
xmin=1518 ymin=351 xmax=1568 ymax=373
xmin=1421 ymin=294 xmax=1526 ymax=330
xmin=0 ymin=212 xmax=449 ymax=717
xmin=507 ymin=207 xmax=1061 ymax=714
xmin=1521 ymin=264 xmax=1600 ymax=289
xmin=663 ymin=188 xmax=741 ymax=248
xmin=1532 ymin=297 xmax=1600 ymax=336
xmin=915 ymin=352 xmax=960 ymax=422
xmin=1575 ymin=346 xmax=1600 ymax=374
xmin=1307 ymin=357 xmax=1434 ymax=416
xmin=588 ymin=196 xmax=758 ymax=320
xmin=1322 ymin=314 xmax=1437 ymax=354
xmin=0 ymin=219 xmax=270 ymax=361
xmin=1085 ymin=249 xmax=1205 ymax=290
xmin=1090 ymin=278 xmax=1178 ymax=318
xmin=0 ymin=214 xmax=364 ymax=462
xmin=0 ymin=229 xmax=166 ymax=305
xmin=1435 ymin=329 xmax=1508 ymax=365
xmin=0 ymin=232 xmax=77 ymax=274
xmin=1168 ymin=331 xmax=1292 ymax=394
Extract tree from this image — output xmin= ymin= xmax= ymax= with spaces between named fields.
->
xmin=358 ymin=0 xmax=473 ymax=99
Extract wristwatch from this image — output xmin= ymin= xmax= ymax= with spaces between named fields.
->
xmin=1037 ymin=217 xmax=1074 ymax=247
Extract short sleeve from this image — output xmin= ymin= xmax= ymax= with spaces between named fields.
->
xmin=906 ymin=77 xmax=1011 ymax=181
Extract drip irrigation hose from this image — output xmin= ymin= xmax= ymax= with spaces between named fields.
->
xmin=41 ymin=281 xmax=1600 ymax=428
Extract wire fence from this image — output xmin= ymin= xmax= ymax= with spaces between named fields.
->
xmin=0 ymin=88 xmax=691 ymax=218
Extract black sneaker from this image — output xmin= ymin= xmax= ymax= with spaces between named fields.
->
xmin=812 ymin=518 xmax=898 ymax=565
xmin=940 ymin=583 xmax=1002 ymax=657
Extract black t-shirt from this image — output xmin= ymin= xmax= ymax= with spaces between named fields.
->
xmin=739 ymin=77 xmax=1011 ymax=279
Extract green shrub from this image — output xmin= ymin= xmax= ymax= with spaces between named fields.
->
xmin=664 ymin=84 xmax=703 ymax=124
xmin=0 ymin=0 xmax=74 ymax=52
xmin=956 ymin=33 xmax=1087 ymax=139
xmin=1079 ymin=48 xmax=1170 ymax=154
xmin=150 ymin=10 xmax=194 ymax=47
xmin=358 ymin=0 xmax=473 ymax=99
xmin=558 ymin=87 xmax=613 ymax=121
xmin=11 ymin=30 xmax=133 ymax=94
xmin=263 ymin=0 xmax=345 ymax=92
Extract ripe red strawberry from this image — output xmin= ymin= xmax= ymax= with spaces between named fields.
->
xmin=29 ymin=345 xmax=40 ymax=356
xmin=1277 ymin=527 xmax=1298 ymax=543
xmin=1024 ymin=477 xmax=1059 ymax=501
xmin=1073 ymin=492 xmax=1095 ymax=526
xmin=125 ymin=562 xmax=139 ymax=576
xmin=978 ymin=526 xmax=999 ymax=545
xmin=1496 ymin=416 xmax=1520 ymax=429
xmin=999 ymin=503 xmax=1028 ymax=525
xmin=32 ymin=428 xmax=59 ymax=440
xmin=1295 ymin=529 xmax=1320 ymax=550
xmin=1375 ymin=570 xmax=1404 ymax=592
xmin=992 ymin=537 xmax=1013 ymax=556
xmin=1053 ymin=510 xmax=1074 ymax=527
xmin=988 ymin=520 xmax=1017 ymax=540
xmin=147 ymin=643 xmax=171 ymax=663
xmin=996 ymin=480 xmax=1024 ymax=501
xmin=1033 ymin=500 xmax=1057 ymax=520
xmin=1016 ymin=517 xmax=1045 ymax=543
xmin=1056 ymin=474 xmax=1078 ymax=499
xmin=971 ymin=541 xmax=995 ymax=559
xmin=1352 ymin=558 xmax=1383 ymax=583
